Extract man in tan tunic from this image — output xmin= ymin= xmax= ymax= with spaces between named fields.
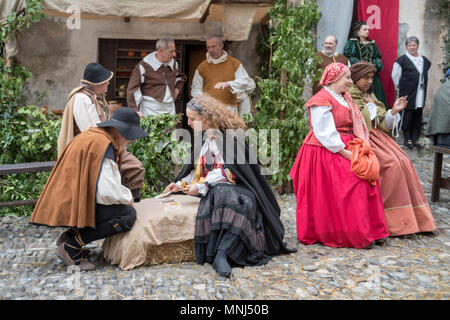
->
xmin=191 ymin=35 xmax=255 ymax=117
xmin=58 ymin=62 xmax=145 ymax=202
xmin=312 ymin=35 xmax=350 ymax=94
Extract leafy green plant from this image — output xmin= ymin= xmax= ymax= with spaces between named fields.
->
xmin=251 ymin=0 xmax=321 ymax=194
xmin=0 ymin=106 xmax=61 ymax=164
xmin=126 ymin=113 xmax=189 ymax=198
xmin=1 ymin=0 xmax=44 ymax=117
xmin=0 ymin=106 xmax=60 ymax=216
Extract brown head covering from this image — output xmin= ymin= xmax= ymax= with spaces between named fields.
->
xmin=350 ymin=61 xmax=377 ymax=83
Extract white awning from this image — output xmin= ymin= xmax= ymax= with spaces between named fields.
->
xmin=42 ymin=0 xmax=211 ymax=20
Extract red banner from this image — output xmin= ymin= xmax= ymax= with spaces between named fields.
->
xmin=358 ymin=0 xmax=399 ymax=107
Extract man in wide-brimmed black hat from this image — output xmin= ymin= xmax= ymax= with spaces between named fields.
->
xmin=58 ymin=62 xmax=146 ymax=203
xmin=31 ymin=108 xmax=148 ymax=271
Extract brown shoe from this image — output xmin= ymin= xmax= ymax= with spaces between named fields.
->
xmin=56 ymin=231 xmax=91 ymax=257
xmin=56 ymin=242 xmax=96 ymax=271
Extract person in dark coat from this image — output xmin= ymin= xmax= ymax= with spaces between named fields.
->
xmin=391 ymin=36 xmax=432 ymax=149
xmin=164 ymin=93 xmax=295 ymax=277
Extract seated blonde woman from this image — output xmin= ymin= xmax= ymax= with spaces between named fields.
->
xmin=164 ymin=93 xmax=295 ymax=277
xmin=349 ymin=61 xmax=436 ymax=236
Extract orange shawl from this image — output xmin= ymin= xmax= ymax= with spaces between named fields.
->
xmin=347 ymin=138 xmax=380 ymax=186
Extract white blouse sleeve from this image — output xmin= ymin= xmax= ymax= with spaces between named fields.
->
xmin=228 ymin=64 xmax=253 ymax=95
xmin=73 ymin=93 xmax=101 ymax=132
xmin=176 ymin=170 xmax=195 ymax=187
xmin=391 ymin=62 xmax=402 ymax=90
xmin=384 ymin=109 xmax=402 ymax=137
xmin=310 ymin=105 xmax=346 ymax=153
xmin=191 ymin=69 xmax=204 ymax=98
xmin=96 ymin=158 xmax=133 ymax=205
xmin=196 ymin=168 xmax=230 ymax=196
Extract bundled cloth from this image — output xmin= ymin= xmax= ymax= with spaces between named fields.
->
xmin=347 ymin=138 xmax=380 ymax=186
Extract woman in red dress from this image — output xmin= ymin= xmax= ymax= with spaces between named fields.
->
xmin=289 ymin=62 xmax=389 ymax=249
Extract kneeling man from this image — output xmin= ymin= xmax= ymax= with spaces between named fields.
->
xmin=30 ymin=108 xmax=148 ymax=270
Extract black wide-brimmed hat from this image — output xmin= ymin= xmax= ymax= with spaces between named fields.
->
xmin=97 ymin=108 xmax=148 ymax=140
xmin=81 ymin=62 xmax=113 ymax=85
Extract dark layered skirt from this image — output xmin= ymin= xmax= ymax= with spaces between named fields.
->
xmin=195 ymin=183 xmax=272 ymax=267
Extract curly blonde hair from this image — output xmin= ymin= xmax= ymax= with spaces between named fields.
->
xmin=192 ymin=93 xmax=247 ymax=131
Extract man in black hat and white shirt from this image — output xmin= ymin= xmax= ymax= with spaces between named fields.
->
xmin=58 ymin=62 xmax=146 ymax=202
xmin=31 ymin=108 xmax=149 ymax=271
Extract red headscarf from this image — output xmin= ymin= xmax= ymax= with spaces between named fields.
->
xmin=320 ymin=62 xmax=369 ymax=141
xmin=320 ymin=62 xmax=349 ymax=86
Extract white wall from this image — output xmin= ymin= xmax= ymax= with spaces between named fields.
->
xmin=398 ymin=0 xmax=445 ymax=113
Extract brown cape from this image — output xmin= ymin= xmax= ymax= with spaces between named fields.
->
xmin=30 ymin=127 xmax=120 ymax=229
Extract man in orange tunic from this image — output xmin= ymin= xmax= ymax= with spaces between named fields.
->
xmin=191 ymin=35 xmax=255 ymax=117
xmin=30 ymin=108 xmax=148 ymax=270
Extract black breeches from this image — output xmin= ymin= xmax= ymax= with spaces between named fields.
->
xmin=78 ymin=204 xmax=136 ymax=244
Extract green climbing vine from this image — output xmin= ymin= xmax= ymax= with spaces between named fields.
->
xmin=251 ymin=0 xmax=321 ymax=193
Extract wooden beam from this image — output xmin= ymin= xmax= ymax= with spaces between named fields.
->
xmin=199 ymin=1 xmax=213 ymax=23
xmin=0 ymin=161 xmax=55 ymax=175
xmin=430 ymin=145 xmax=450 ymax=154
xmin=0 ymin=199 xmax=38 ymax=208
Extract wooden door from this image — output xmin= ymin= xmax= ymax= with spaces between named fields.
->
xmin=98 ymin=39 xmax=205 ymax=130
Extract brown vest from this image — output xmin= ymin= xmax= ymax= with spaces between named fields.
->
xmin=197 ymin=56 xmax=241 ymax=107
xmin=312 ymin=52 xmax=349 ymax=95
xmin=127 ymin=58 xmax=187 ymax=111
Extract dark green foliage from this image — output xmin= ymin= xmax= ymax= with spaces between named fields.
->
xmin=251 ymin=0 xmax=321 ymax=193
xmin=126 ymin=113 xmax=189 ymax=198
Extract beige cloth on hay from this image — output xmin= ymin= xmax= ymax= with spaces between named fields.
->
xmin=102 ymin=194 xmax=200 ymax=270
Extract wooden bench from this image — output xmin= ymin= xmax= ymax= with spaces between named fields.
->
xmin=0 ymin=161 xmax=55 ymax=208
xmin=430 ymin=145 xmax=450 ymax=202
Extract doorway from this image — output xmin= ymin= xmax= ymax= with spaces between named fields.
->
xmin=98 ymin=38 xmax=206 ymax=131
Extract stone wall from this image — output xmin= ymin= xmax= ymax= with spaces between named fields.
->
xmin=17 ymin=13 xmax=261 ymax=109
xmin=398 ymin=0 xmax=445 ymax=114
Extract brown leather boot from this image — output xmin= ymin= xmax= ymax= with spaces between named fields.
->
xmin=56 ymin=242 xmax=96 ymax=271
xmin=56 ymin=230 xmax=91 ymax=257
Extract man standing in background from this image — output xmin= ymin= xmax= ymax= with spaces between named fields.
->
xmin=191 ymin=35 xmax=255 ymax=117
xmin=127 ymin=37 xmax=187 ymax=117
xmin=312 ymin=35 xmax=349 ymax=94
xmin=392 ymin=36 xmax=431 ymax=149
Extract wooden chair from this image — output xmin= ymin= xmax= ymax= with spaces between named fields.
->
xmin=430 ymin=145 xmax=450 ymax=202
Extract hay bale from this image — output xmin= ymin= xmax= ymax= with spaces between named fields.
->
xmin=144 ymin=240 xmax=195 ymax=266
xmin=101 ymin=195 xmax=200 ymax=270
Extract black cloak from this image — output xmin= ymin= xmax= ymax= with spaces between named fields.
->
xmin=174 ymin=130 xmax=296 ymax=256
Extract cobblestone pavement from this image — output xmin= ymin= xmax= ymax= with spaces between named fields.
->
xmin=0 ymin=147 xmax=448 ymax=300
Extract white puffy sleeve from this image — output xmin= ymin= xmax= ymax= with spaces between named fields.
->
xmin=73 ymin=93 xmax=101 ymax=132
xmin=175 ymin=170 xmax=195 ymax=188
xmin=310 ymin=105 xmax=346 ymax=153
xmin=96 ymin=158 xmax=133 ymax=205
xmin=391 ymin=62 xmax=402 ymax=90
xmin=228 ymin=64 xmax=253 ymax=95
xmin=191 ymin=69 xmax=204 ymax=98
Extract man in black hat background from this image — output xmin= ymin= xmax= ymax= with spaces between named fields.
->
xmin=58 ymin=62 xmax=146 ymax=201
xmin=31 ymin=108 xmax=149 ymax=271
